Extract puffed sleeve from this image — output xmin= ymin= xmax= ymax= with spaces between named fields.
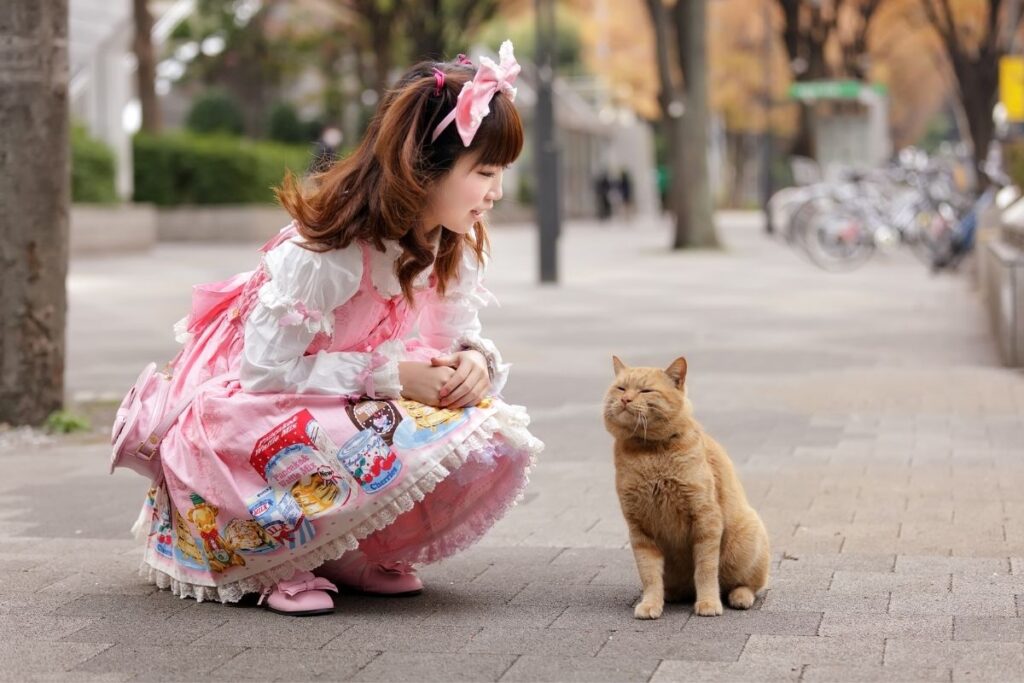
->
xmin=239 ymin=240 xmax=404 ymax=398
xmin=414 ymin=248 xmax=510 ymax=394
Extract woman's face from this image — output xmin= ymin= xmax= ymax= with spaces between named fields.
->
xmin=424 ymin=153 xmax=505 ymax=235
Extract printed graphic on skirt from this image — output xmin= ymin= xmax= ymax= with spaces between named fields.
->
xmin=246 ymin=485 xmax=316 ymax=549
xmin=346 ymin=400 xmax=404 ymax=445
xmin=338 ymin=429 xmax=402 ymax=493
xmin=142 ymin=487 xmax=176 ymax=560
xmin=186 ymin=493 xmax=246 ymax=572
xmin=249 ymin=410 xmax=353 ymax=519
xmin=174 ymin=510 xmax=209 ymax=570
xmin=223 ymin=518 xmax=278 ymax=554
xmin=393 ymin=400 xmax=473 ymax=449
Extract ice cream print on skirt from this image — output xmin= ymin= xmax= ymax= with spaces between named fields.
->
xmin=249 ymin=409 xmax=353 ymax=518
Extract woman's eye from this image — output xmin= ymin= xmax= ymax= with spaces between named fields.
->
xmin=478 ymin=171 xmax=496 ymax=178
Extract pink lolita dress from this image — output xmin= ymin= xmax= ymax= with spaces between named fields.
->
xmin=135 ymin=222 xmax=542 ymax=603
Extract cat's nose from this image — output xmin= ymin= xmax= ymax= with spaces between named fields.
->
xmin=620 ymin=396 xmax=632 ymax=406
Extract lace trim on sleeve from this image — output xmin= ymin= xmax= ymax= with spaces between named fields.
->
xmin=455 ymin=333 xmax=509 ymax=385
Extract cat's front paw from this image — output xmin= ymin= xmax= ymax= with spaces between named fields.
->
xmin=728 ymin=586 xmax=756 ymax=610
xmin=694 ymin=598 xmax=723 ymax=616
xmin=634 ymin=600 xmax=664 ymax=620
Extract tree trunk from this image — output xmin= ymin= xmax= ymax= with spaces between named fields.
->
xmin=643 ymin=0 xmax=688 ymax=245
xmin=673 ymin=0 xmax=718 ymax=248
xmin=133 ymin=0 xmax=161 ymax=133
xmin=371 ymin=17 xmax=392 ymax=95
xmin=952 ymin=56 xmax=999 ymax=180
xmin=410 ymin=0 xmax=445 ymax=62
xmin=0 ymin=0 xmax=70 ymax=425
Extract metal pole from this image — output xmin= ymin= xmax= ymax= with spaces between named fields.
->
xmin=535 ymin=0 xmax=560 ymax=283
xmin=760 ymin=0 xmax=775 ymax=233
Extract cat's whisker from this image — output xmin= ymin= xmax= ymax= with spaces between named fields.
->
xmin=630 ymin=412 xmax=642 ymax=436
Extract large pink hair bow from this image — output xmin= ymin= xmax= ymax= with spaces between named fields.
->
xmin=431 ymin=40 xmax=520 ymax=146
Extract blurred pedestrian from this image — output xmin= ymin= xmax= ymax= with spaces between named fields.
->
xmin=594 ymin=169 xmax=613 ymax=220
xmin=618 ymin=168 xmax=634 ymax=221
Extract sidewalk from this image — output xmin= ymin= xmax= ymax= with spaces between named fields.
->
xmin=2 ymin=212 xmax=1022 ymax=682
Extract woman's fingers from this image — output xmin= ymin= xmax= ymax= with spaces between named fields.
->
xmin=431 ymin=354 xmax=459 ymax=368
xmin=453 ymin=377 xmax=490 ymax=408
xmin=439 ymin=363 xmax=472 ymax=398
xmin=440 ymin=373 xmax=475 ymax=406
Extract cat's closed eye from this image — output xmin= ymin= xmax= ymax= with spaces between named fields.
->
xmin=639 ymin=389 xmax=654 ymax=394
xmin=616 ymin=386 xmax=626 ymax=391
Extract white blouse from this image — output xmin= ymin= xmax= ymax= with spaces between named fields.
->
xmin=235 ymin=236 xmax=509 ymax=399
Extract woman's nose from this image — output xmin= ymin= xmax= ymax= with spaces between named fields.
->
xmin=488 ymin=178 xmax=503 ymax=202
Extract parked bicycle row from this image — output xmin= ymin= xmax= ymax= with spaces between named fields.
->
xmin=767 ymin=150 xmax=1015 ymax=272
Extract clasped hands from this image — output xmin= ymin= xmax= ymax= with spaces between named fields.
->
xmin=398 ymin=350 xmax=490 ymax=409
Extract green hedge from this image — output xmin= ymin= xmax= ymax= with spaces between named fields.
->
xmin=186 ymin=90 xmax=245 ymax=136
xmin=133 ymin=133 xmax=312 ymax=205
xmin=72 ymin=126 xmax=117 ymax=203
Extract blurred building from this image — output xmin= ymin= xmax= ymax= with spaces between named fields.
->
xmin=70 ymin=0 xmax=191 ymax=199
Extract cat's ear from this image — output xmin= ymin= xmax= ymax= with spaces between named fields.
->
xmin=665 ymin=356 xmax=688 ymax=388
xmin=612 ymin=355 xmax=626 ymax=375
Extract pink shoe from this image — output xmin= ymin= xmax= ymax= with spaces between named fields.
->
xmin=317 ymin=554 xmax=423 ymax=597
xmin=258 ymin=570 xmax=337 ymax=616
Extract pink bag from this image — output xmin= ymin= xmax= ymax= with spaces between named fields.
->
xmin=110 ymin=363 xmax=191 ymax=481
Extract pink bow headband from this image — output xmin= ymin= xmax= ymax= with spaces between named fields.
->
xmin=431 ymin=40 xmax=520 ymax=147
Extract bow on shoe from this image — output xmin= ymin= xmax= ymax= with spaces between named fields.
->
xmin=258 ymin=571 xmax=338 ymax=604
xmin=432 ymin=40 xmax=520 ymax=145
xmin=278 ymin=572 xmax=339 ymax=596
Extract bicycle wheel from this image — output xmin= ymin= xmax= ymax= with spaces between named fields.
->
xmin=801 ymin=208 xmax=877 ymax=271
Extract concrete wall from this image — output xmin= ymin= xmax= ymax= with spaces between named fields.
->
xmin=70 ymin=203 xmax=158 ymax=255
xmin=70 ymin=202 xmax=541 ymax=259
xmin=979 ymin=200 xmax=1024 ymax=367
xmin=156 ymin=206 xmax=293 ymax=242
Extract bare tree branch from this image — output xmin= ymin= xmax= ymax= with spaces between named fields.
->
xmin=920 ymin=0 xmax=959 ymax=56
xmin=644 ymin=0 xmax=679 ymax=111
xmin=987 ymin=0 xmax=1003 ymax=53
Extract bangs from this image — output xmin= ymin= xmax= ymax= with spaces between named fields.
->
xmin=468 ymin=93 xmax=524 ymax=167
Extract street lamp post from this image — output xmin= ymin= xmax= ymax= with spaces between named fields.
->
xmin=535 ymin=0 xmax=560 ymax=283
xmin=760 ymin=0 xmax=775 ymax=233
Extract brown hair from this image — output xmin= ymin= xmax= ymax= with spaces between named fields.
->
xmin=275 ymin=58 xmax=524 ymax=301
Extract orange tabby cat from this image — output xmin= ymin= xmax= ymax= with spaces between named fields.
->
xmin=603 ymin=356 xmax=770 ymax=619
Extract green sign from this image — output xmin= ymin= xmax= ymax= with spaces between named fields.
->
xmin=788 ymin=80 xmax=887 ymax=102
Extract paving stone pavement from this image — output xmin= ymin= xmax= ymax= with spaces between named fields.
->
xmin=2 ymin=212 xmax=1023 ymax=682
